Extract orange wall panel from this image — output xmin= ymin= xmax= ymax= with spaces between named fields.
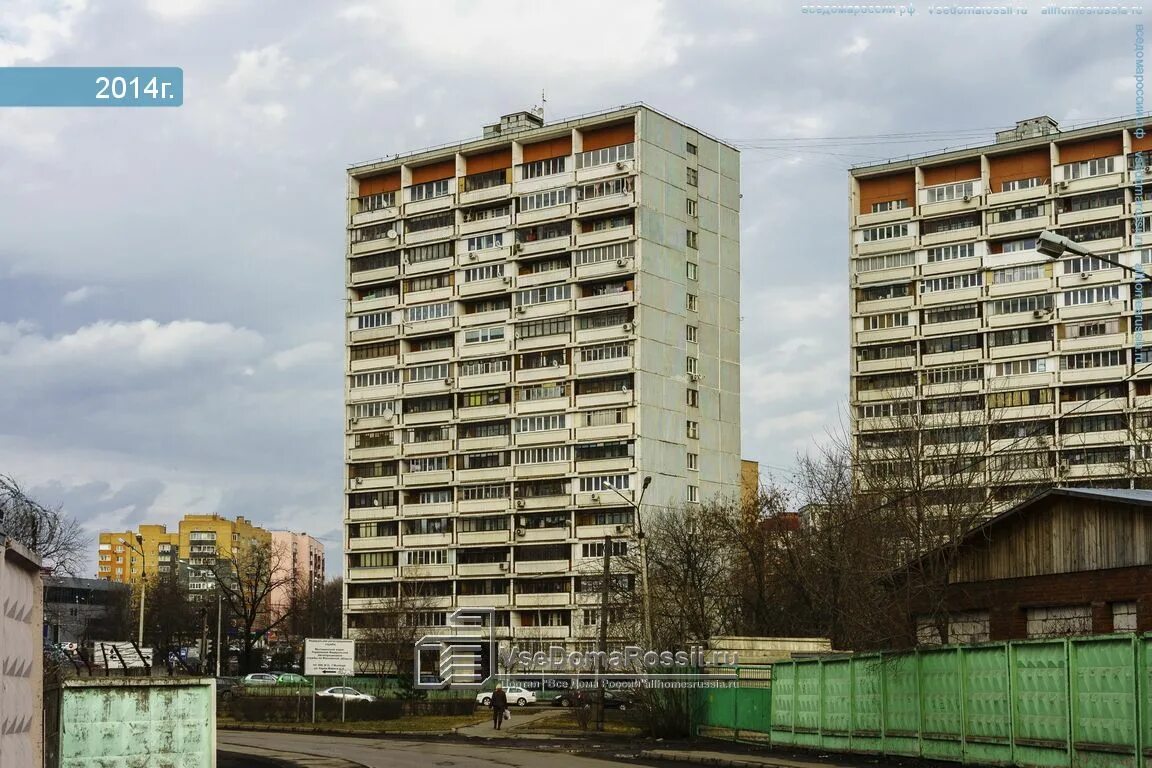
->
xmin=522 ymin=136 xmax=572 ymax=163
xmin=358 ymin=172 xmax=401 ymax=196
xmin=411 ymin=159 xmax=456 ymax=184
xmin=1059 ymin=135 xmax=1123 ymax=163
xmin=1133 ymin=131 xmax=1152 ymax=152
xmin=581 ymin=122 xmax=636 ymax=152
xmin=922 ymin=160 xmax=981 ymax=186
xmin=988 ymin=149 xmax=1051 ymax=190
xmin=466 ymin=148 xmax=513 ymax=174
xmin=857 ymin=172 xmax=916 ymax=215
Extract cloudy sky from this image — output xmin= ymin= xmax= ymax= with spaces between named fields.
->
xmin=0 ymin=0 xmax=1140 ymax=576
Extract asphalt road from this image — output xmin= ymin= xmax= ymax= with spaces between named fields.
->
xmin=218 ymin=730 xmax=644 ymax=767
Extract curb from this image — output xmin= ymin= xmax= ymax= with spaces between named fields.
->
xmin=220 ymin=745 xmax=365 ymax=768
xmin=638 ymin=750 xmax=814 ymax=768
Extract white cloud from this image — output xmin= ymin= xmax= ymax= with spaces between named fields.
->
xmin=840 ymin=35 xmax=870 ymax=56
xmin=142 ymin=0 xmax=225 ymax=21
xmin=743 ymin=357 xmax=848 ymax=405
xmin=61 ymin=285 xmax=105 ymax=305
xmin=339 ymin=0 xmax=685 ymax=79
xmin=225 ymin=45 xmax=291 ymax=96
xmin=0 ymin=0 xmax=88 ymax=66
xmin=744 ymin=286 xmax=844 ymax=329
xmin=350 ymin=66 xmax=400 ymax=94
xmin=270 ymin=341 xmax=335 ymax=371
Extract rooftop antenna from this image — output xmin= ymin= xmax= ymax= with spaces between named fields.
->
xmin=534 ymin=89 xmax=546 ymax=121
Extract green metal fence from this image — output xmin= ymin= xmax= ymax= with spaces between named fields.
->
xmin=697 ymin=634 xmax=1152 ymax=768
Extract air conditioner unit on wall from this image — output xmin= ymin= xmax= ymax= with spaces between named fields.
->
xmin=616 ymin=161 xmax=627 ymax=170
xmin=468 ymin=252 xmax=478 ymax=260
xmin=616 ymin=258 xmax=627 ymax=267
xmin=499 ymin=562 xmax=509 ymax=571
xmin=516 ymin=499 xmax=526 ymax=509
xmin=591 ymin=493 xmax=600 ymax=502
xmin=615 ymin=525 xmax=626 ymax=534
xmin=515 ymin=528 xmax=526 ymax=537
xmin=622 ymin=322 xmax=633 ymax=332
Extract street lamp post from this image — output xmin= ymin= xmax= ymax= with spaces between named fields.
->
xmin=119 ymin=534 xmax=146 ymax=647
xmin=602 ymin=477 xmax=654 ymax=649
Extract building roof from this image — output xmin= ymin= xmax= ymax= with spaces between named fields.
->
xmin=962 ymin=487 xmax=1152 ymax=544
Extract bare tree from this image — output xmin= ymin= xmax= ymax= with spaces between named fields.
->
xmin=353 ymin=576 xmax=444 ymax=695
xmin=210 ymin=541 xmax=297 ymax=674
xmin=0 ymin=474 xmax=86 ymax=574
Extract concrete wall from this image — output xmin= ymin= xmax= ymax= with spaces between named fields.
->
xmin=1 ymin=534 xmax=44 ymax=768
xmin=45 ymin=678 xmax=216 ymax=768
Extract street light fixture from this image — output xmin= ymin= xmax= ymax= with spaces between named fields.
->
xmin=118 ymin=534 xmax=146 ymax=647
xmin=601 ymin=476 xmax=654 ymax=649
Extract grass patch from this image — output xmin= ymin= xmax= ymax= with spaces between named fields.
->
xmin=516 ymin=712 xmax=643 ymax=736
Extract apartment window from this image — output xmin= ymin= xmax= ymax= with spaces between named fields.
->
xmin=1062 ymin=156 xmax=1116 ymax=180
xmin=358 ymin=191 xmax=396 ymax=212
xmin=871 ymin=199 xmax=909 ymax=213
xmin=578 ymin=474 xmax=631 ymax=492
xmin=409 ymin=178 xmax=451 ymax=202
xmin=458 ymin=359 xmax=509 ymax=379
xmin=1063 ymin=349 xmax=1125 ymax=369
xmin=403 ymin=517 xmax=453 ymax=535
xmin=687 ymin=452 xmax=698 ymax=470
xmin=1064 ymin=285 xmax=1121 ymax=306
xmin=353 ymin=431 xmax=395 ymax=449
xmin=923 ymin=181 xmax=975 ymax=203
xmin=1063 ymin=414 xmax=1126 ymax=434
xmin=520 ymin=480 xmax=568 ymax=498
xmin=926 ymin=243 xmax=976 ymax=263
xmin=463 ymin=168 xmax=507 ymax=192
xmin=412 ymin=488 xmax=452 ymax=504
xmin=922 ymin=213 xmax=979 ymax=235
xmin=1058 ymin=189 xmax=1125 ymax=213
xmin=575 ymin=441 xmax=632 ymax=461
xmin=993 ymin=264 xmax=1045 ymax=284
xmin=355 ymin=283 xmax=400 ymax=302
xmin=858 ymin=401 xmax=914 ymax=418
xmin=405 ymin=302 xmax=453 ymax=323
xmin=857 ymin=342 xmax=915 ymax=362
xmin=463 ymin=326 xmax=505 ymax=344
xmin=461 ymin=202 xmax=511 ymax=223
xmin=408 ymin=456 xmax=449 ymax=473
xmin=574 ymin=242 xmax=634 ymax=266
xmin=349 ymin=461 xmax=397 ymax=479
xmin=579 ymin=342 xmax=630 ymax=362
xmin=686 ymin=167 xmax=699 ymax=186
xmin=988 ymin=326 xmax=1052 ymax=347
xmin=521 ymin=157 xmax=566 ymax=180
xmin=686 ymin=141 xmax=697 ymax=155
xmin=406 ymin=425 xmax=449 ymax=443
xmin=581 ymin=541 xmax=628 ymax=558
xmin=994 ymin=358 xmax=1048 ymax=376
xmin=517 ymin=446 xmax=570 ymax=464
xmin=990 ymin=294 xmax=1053 ymax=315
xmin=921 ymin=272 xmax=982 ymax=293
xmin=582 ymin=408 xmax=626 ymax=427
xmin=517 ymin=414 xmax=565 ymax=433
xmin=576 ymin=143 xmax=634 ymax=169
xmin=406 ymin=273 xmax=451 ymax=293
xmin=686 ymin=230 xmax=698 ymax=249
xmin=459 ymin=421 xmax=509 ymax=439
xmin=987 ymin=388 xmax=1052 ymax=407
xmin=579 ymin=177 xmax=633 ymax=200
xmin=856 ymin=252 xmax=916 ymax=272
xmin=408 ymin=242 xmax=453 ymax=264
xmin=352 ymin=223 xmax=396 ymax=244
xmin=864 ymin=312 xmax=910 ymax=330
xmin=922 ymin=334 xmax=981 ymax=355
xmin=350 ymin=399 xmax=395 ymax=419
xmin=686 ymin=420 xmax=699 ymax=439
xmin=466 ymin=232 xmax=503 ymax=252
xmin=520 ymin=256 xmax=569 ymax=275
xmin=406 ymin=211 xmax=454 ymax=233
xmin=409 ymin=335 xmax=452 ymax=352
xmin=990 ymin=203 xmax=1046 ymax=223
xmin=577 ymin=310 xmax=630 ymax=330
xmin=519 ymin=349 xmax=567 ymax=369
xmin=687 ymin=262 xmax=699 ymax=280
xmin=403 ymin=548 xmax=450 ymax=566
xmin=459 ymin=483 xmax=509 ymax=500
xmin=576 ymin=376 xmax=632 ymax=396
xmin=463 ymin=263 xmax=504 ymax=283
xmin=520 ymin=187 xmax=570 ymax=211
xmin=460 ymin=389 xmax=507 ymax=408
xmin=1059 ymin=220 xmax=1125 ymax=243
xmin=857 ymin=372 xmax=916 ymax=391
xmin=406 ymin=363 xmax=450 ymax=383
xmin=687 ymin=293 xmax=698 ymax=312
xmin=585 ymin=213 xmax=632 ymax=233
xmin=686 ymin=356 xmax=699 ymax=376
xmin=1001 ymin=176 xmax=1045 ymax=192
xmin=859 ymin=283 xmax=911 ymax=302
xmin=460 ymin=451 xmax=509 ymax=470
xmin=686 ymin=388 xmax=699 ymax=407
xmin=518 ymin=383 xmax=566 ymax=402
xmin=517 ymin=284 xmax=571 ymax=306
xmin=348 ymin=551 xmax=397 ymax=568
xmin=354 ymin=312 xmax=393 ymax=330
xmin=685 ymin=325 xmax=699 ymax=344
xmin=1063 ymin=255 xmax=1118 ymax=274
xmin=518 ymin=317 xmax=571 ymax=339
xmin=1065 ymin=319 xmax=1121 ymax=338
xmin=990 ymin=452 xmax=1052 ymax=470
xmin=687 ymin=199 xmax=698 ymax=217
xmin=1064 ymin=447 xmax=1128 ymax=466
xmin=687 ymin=485 xmax=700 ymax=503
xmin=351 ymin=251 xmax=400 ymax=274
xmin=861 ymin=223 xmax=909 ymax=242
xmin=922 ymin=395 xmax=983 ymax=414
xmin=920 ymin=304 xmax=978 ymax=327
xmin=404 ymin=395 xmax=452 ymax=414
xmin=585 ymin=280 xmax=630 ymax=297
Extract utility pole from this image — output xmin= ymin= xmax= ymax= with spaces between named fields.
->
xmin=597 ymin=534 xmax=611 ymax=732
xmin=200 ymin=604 xmax=208 ymax=676
xmin=603 ymin=477 xmax=654 ymax=649
xmin=215 ymin=588 xmax=223 ymax=677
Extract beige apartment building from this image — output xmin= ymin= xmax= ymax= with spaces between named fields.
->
xmin=850 ymin=116 xmax=1152 ymax=504
xmin=343 ymin=105 xmax=742 ymax=646
xmin=269 ymin=530 xmax=326 ymax=624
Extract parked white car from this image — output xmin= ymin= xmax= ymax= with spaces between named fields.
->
xmin=476 ymin=686 xmax=535 ymax=707
xmin=316 ymin=686 xmax=376 ymax=703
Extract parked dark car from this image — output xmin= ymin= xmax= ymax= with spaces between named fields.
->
xmin=215 ymin=677 xmax=240 ymax=701
xmin=552 ymin=689 xmax=636 ymax=710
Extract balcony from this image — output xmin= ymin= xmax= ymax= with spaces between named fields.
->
xmin=402 ymin=532 xmax=453 ymax=548
xmin=351 ymin=203 xmax=399 ymax=229
xmin=921 ymin=380 xmax=981 ymax=397
xmin=514 ymin=396 xmax=571 ymax=415
xmin=405 ymin=193 xmax=455 ymax=217
xmin=404 ymin=253 xmax=455 ymax=275
xmin=457 ymin=466 xmax=511 ymax=484
xmin=457 ymin=497 xmax=511 ymax=515
xmin=459 ymin=308 xmax=511 ymax=328
xmin=515 ymin=559 xmax=570 ymax=576
xmin=986 ymin=312 xmax=1051 ymax=330
xmin=1060 ymin=365 xmax=1127 ymax=385
xmin=350 ymin=294 xmax=400 ymax=315
xmin=460 ymin=243 xmax=512 ymax=266
xmin=854 ymin=207 xmax=914 ymax=228
xmin=575 ymin=356 xmax=632 ymax=378
xmin=987 ymin=186 xmax=1048 ymax=207
xmin=460 ymin=214 xmax=513 ymax=238
xmin=989 ymin=341 xmax=1052 ymax=360
xmin=347 ymin=566 xmax=397 ymax=581
xmin=402 ymin=439 xmax=452 ymax=457
xmin=513 ymin=526 xmax=570 ymax=544
xmin=575 ymin=325 xmax=630 ymax=345
xmin=988 ymin=278 xmax=1051 ymax=298
xmin=458 ymin=529 xmax=510 ymax=546
xmin=576 ymin=290 xmax=633 ymax=313
xmin=575 ymin=390 xmax=632 ymax=410
xmin=403 ymin=315 xmax=456 ymax=336
xmin=1060 ymin=332 xmax=1127 ymax=353
xmin=1064 ymin=462 xmax=1128 ymax=480
xmin=576 ymin=191 xmax=635 ymax=216
xmin=516 ymin=300 xmax=573 ymax=322
xmin=346 ymin=505 xmax=398 ymax=522
xmin=920 ymin=226 xmax=980 ymax=247
xmin=458 ymin=593 xmax=510 ymax=608
xmin=457 ymin=368 xmax=511 ymax=390
xmin=457 ymin=434 xmax=510 ymax=453
xmin=402 ymin=501 xmax=452 ymax=518
xmin=514 ymin=461 xmax=571 ymax=479
xmin=347 ymin=413 xmax=396 ymax=433
xmin=458 ymin=403 xmax=511 ymax=421
xmin=516 ymin=365 xmax=570 ymax=384
xmin=1055 ymin=270 xmax=1123 ymax=290
xmin=457 ymin=562 xmax=509 ymax=578
xmin=349 ymin=325 xmax=399 ymax=345
xmin=403 ymin=379 xmax=454 ymax=398
xmin=400 ymin=563 xmax=452 ymax=579
xmin=516 ymin=269 xmax=571 ymax=289
xmin=1056 ymin=161 xmax=1124 ymax=194
xmin=855 ymin=357 xmax=913 ymax=375
xmin=349 ymin=475 xmax=398 ymax=492
xmin=512 ymin=495 xmax=570 ymax=511
xmin=459 ymin=183 xmax=512 ymax=208
xmin=514 ymin=171 xmax=575 ymax=196
xmin=856 ymin=234 xmax=916 ymax=256
xmin=919 ymin=194 xmax=982 ymax=218
xmin=574 ymin=422 xmax=633 ymax=442
xmin=458 ymin=276 xmax=510 ymax=298
xmin=856 ymin=326 xmax=916 ymax=345
xmin=514 ymin=428 xmax=570 ymax=447
xmin=402 ymin=347 xmax=453 ymax=368
xmin=351 ymin=235 xmax=400 ymax=256
xmin=402 ymin=469 xmax=453 ymax=486
xmin=987 ymin=215 xmax=1050 ymax=239
xmin=1057 ymin=204 xmax=1125 ymax=227
xmin=517 ymin=202 xmax=572 ymax=226
xmin=349 ymin=264 xmax=401 ymax=287
xmin=405 ymin=226 xmax=456 ymax=247
xmin=1059 ymin=303 xmax=1124 ymax=322
xmin=1060 ymin=430 xmax=1129 ymax=448
xmin=515 ymin=593 xmax=571 ymax=608
xmin=347 ymin=443 xmax=400 ymax=462
xmin=404 ymin=285 xmax=454 ymax=306
xmin=987 ymin=371 xmax=1054 ymax=389
xmin=348 ymin=535 xmax=398 ymax=551
xmin=576 ymin=159 xmax=634 ymax=184
xmin=575 ymin=258 xmax=634 ymax=282
xmin=515 ymin=234 xmax=571 ymax=258
xmin=575 ymin=226 xmax=633 ymax=249
xmin=987 ymin=404 xmax=1055 ymax=421
xmin=576 ymin=457 xmax=634 ymax=475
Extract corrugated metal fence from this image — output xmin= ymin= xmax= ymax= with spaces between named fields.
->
xmin=697 ymin=634 xmax=1152 ymax=768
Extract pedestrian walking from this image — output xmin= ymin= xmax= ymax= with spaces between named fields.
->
xmin=491 ymin=684 xmax=508 ymax=730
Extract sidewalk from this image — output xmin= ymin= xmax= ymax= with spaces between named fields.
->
xmin=455 ymin=708 xmax=571 ymax=739
xmin=638 ymin=749 xmax=864 ymax=768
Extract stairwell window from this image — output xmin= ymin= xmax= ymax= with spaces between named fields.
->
xmin=686 ymin=230 xmax=698 ymax=249
xmin=686 ymin=420 xmax=699 ymax=439
xmin=687 ymin=262 xmax=699 ymax=280
xmin=686 ymin=167 xmax=698 ymax=186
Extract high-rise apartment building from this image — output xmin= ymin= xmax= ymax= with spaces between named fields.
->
xmin=343 ymin=105 xmax=741 ymax=647
xmin=98 ymin=514 xmax=271 ymax=598
xmin=850 ymin=116 xmax=1152 ymax=505
xmin=269 ymin=531 xmax=326 ymax=623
